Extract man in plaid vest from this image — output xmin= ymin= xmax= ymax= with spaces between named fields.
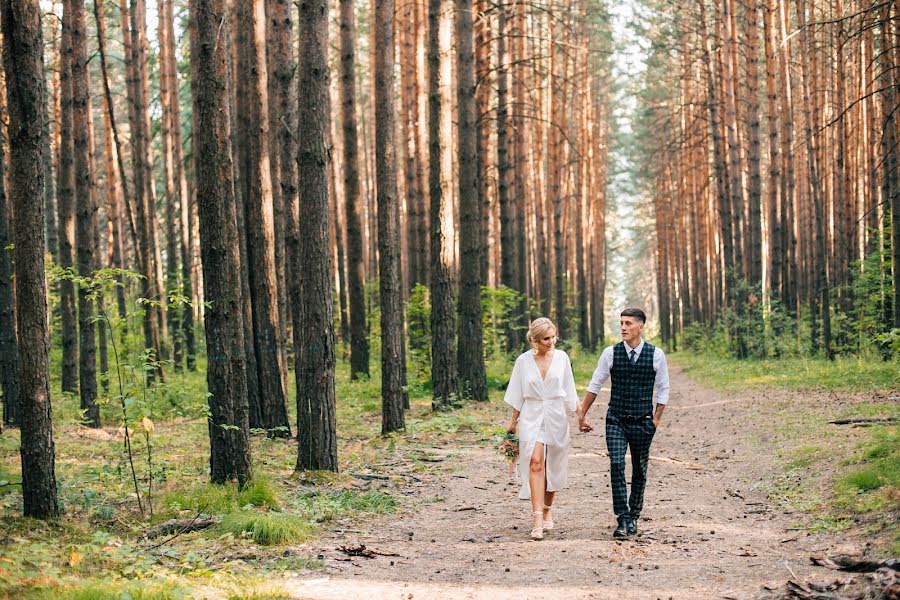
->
xmin=576 ymin=308 xmax=670 ymax=538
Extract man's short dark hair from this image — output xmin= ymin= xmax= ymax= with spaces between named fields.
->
xmin=620 ymin=307 xmax=646 ymax=323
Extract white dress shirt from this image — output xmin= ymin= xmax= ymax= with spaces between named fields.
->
xmin=585 ymin=338 xmax=670 ymax=405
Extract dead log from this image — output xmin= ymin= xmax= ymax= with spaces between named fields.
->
xmin=145 ymin=516 xmax=217 ymax=539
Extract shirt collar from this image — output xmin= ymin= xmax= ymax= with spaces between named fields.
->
xmin=624 ymin=338 xmax=644 ymax=355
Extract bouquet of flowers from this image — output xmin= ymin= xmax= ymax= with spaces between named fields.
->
xmin=498 ymin=431 xmax=519 ymax=476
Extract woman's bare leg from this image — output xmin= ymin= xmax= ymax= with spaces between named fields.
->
xmin=543 ymin=490 xmax=556 ymax=518
xmin=529 ymin=443 xmax=546 ymax=529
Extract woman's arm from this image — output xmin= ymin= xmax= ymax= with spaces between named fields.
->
xmin=507 ymin=409 xmax=520 ymax=434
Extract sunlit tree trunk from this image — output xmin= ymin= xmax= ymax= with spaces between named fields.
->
xmin=295 ymin=0 xmax=338 ymax=470
xmin=429 ymin=0 xmax=458 ymax=409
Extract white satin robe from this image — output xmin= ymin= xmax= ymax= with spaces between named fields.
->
xmin=504 ymin=349 xmax=579 ymax=500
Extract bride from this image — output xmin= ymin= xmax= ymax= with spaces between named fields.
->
xmin=504 ymin=317 xmax=579 ymax=540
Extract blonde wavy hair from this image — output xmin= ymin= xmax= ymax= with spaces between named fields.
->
xmin=527 ymin=317 xmax=558 ymax=352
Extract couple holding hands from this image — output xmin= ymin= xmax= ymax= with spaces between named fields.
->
xmin=504 ymin=308 xmax=670 ymax=540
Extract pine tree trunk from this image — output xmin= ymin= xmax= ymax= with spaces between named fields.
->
xmin=879 ymin=5 xmax=900 ymax=328
xmin=456 ymin=0 xmax=486 ymax=401
xmin=189 ymin=0 xmax=253 ymax=486
xmin=94 ymin=0 xmax=130 ymax=336
xmin=777 ymin=0 xmax=798 ymax=313
xmin=158 ymin=0 xmax=181 ymax=371
xmin=698 ymin=0 xmax=732 ymax=300
xmin=340 ymin=0 xmax=369 ymax=380
xmin=763 ymin=0 xmax=781 ymax=298
xmin=267 ymin=0 xmax=296 ymax=372
xmin=744 ymin=0 xmax=762 ymax=287
xmin=127 ymin=0 xmax=164 ymax=380
xmin=549 ymin=15 xmax=566 ymax=336
xmin=429 ymin=0 xmax=458 ymax=409
xmin=721 ymin=0 xmax=745 ymax=280
xmin=235 ymin=0 xmax=291 ymax=437
xmin=2 ymin=0 xmax=60 ymax=517
xmin=497 ymin=5 xmax=514 ymax=295
xmin=295 ymin=0 xmax=338 ymax=470
xmin=58 ymin=4 xmax=79 ymax=395
xmin=375 ymin=0 xmax=407 ymax=429
xmin=159 ymin=0 xmax=196 ymax=371
xmin=475 ymin=0 xmax=490 ymax=286
xmin=402 ymin=0 xmax=423 ymax=288
xmin=0 ymin=115 xmax=18 ymax=427
xmin=795 ymin=0 xmax=832 ymax=358
xmin=70 ymin=0 xmax=99 ymax=427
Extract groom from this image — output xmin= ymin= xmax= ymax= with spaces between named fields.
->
xmin=576 ymin=307 xmax=670 ymax=538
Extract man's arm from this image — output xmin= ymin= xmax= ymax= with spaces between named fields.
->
xmin=652 ymin=403 xmax=666 ymax=429
xmin=577 ymin=391 xmax=597 ymax=432
xmin=653 ymin=349 xmax=670 ymax=428
xmin=578 ymin=348 xmax=612 ymax=433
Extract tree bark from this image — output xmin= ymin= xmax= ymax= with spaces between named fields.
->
xmin=189 ymin=0 xmax=253 ymax=485
xmin=375 ymin=0 xmax=407 ymax=430
xmin=0 ymin=105 xmax=17 ymax=427
xmin=70 ymin=0 xmax=99 ymax=426
xmin=429 ymin=0 xmax=458 ymax=409
xmin=879 ymin=4 xmax=900 ymax=328
xmin=2 ymin=0 xmax=60 ymax=517
xmin=94 ymin=0 xmax=131 ymax=337
xmin=267 ymin=0 xmax=296 ymax=374
xmin=235 ymin=0 xmax=291 ymax=436
xmin=127 ymin=0 xmax=164 ymax=380
xmin=57 ymin=3 xmax=79 ymax=395
xmin=456 ymin=0 xmax=487 ymax=401
xmin=763 ymin=0 xmax=781 ymax=298
xmin=744 ymin=0 xmax=762 ymax=287
xmin=340 ymin=0 xmax=369 ymax=380
xmin=158 ymin=0 xmax=187 ymax=372
xmin=295 ymin=0 xmax=338 ymax=470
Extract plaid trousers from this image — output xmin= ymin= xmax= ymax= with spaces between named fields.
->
xmin=605 ymin=409 xmax=656 ymax=519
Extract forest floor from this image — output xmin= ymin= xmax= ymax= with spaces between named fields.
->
xmin=273 ymin=364 xmax=898 ymax=599
xmin=1 ymin=353 xmax=896 ymax=599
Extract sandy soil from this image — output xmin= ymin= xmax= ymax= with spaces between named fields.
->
xmin=281 ymin=366 xmax=867 ymax=599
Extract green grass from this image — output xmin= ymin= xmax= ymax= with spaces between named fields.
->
xmin=160 ymin=478 xmax=281 ymax=517
xmin=834 ymin=427 xmax=899 ymax=511
xmin=217 ymin=512 xmax=314 ymax=545
xmin=24 ymin=578 xmax=190 ymax=600
xmin=293 ymin=490 xmax=396 ymax=523
xmin=671 ymin=351 xmax=899 ymax=392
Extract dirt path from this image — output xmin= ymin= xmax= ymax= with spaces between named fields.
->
xmin=282 ymin=366 xmax=853 ymax=599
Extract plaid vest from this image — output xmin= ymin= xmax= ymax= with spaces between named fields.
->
xmin=609 ymin=341 xmax=656 ymax=418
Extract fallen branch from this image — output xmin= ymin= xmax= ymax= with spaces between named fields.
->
xmin=337 ymin=543 xmax=400 ymax=558
xmin=350 ymin=473 xmax=391 ymax=481
xmin=145 ymin=516 xmax=217 ymax=540
xmin=811 ymin=555 xmax=899 ymax=572
xmin=828 ymin=417 xmax=899 ymax=426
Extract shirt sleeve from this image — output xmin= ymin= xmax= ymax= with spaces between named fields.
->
xmin=504 ymin=357 xmax=525 ymax=411
xmin=562 ymin=354 xmax=579 ymax=414
xmin=654 ymin=347 xmax=670 ymax=405
xmin=586 ymin=347 xmax=613 ymax=395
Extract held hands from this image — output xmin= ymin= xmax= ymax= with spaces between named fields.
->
xmin=577 ymin=410 xmax=593 ymax=433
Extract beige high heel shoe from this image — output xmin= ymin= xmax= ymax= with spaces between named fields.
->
xmin=542 ymin=504 xmax=554 ymax=530
xmin=530 ymin=511 xmax=544 ymax=540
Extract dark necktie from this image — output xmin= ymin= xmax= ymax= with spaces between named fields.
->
xmin=630 ymin=349 xmax=637 ymax=364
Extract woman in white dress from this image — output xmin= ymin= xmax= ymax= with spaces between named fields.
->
xmin=505 ymin=317 xmax=579 ymax=540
